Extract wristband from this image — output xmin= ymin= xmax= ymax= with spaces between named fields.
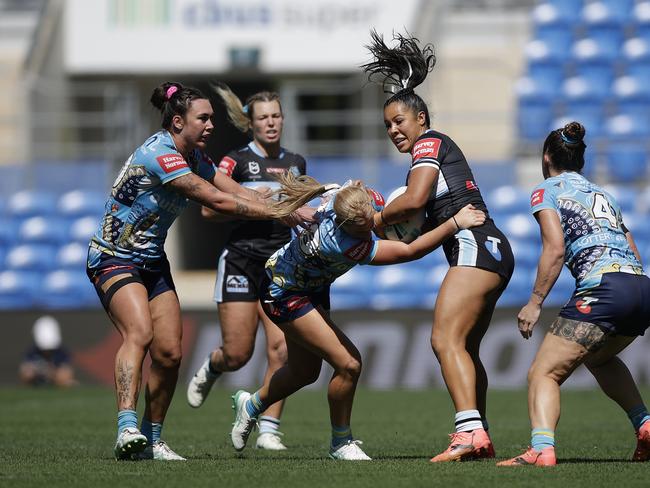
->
xmin=380 ymin=209 xmax=389 ymax=226
xmin=452 ymin=215 xmax=459 ymax=230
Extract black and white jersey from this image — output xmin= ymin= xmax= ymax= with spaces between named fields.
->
xmin=217 ymin=141 xmax=306 ymax=260
xmin=407 ymin=129 xmax=489 ymax=227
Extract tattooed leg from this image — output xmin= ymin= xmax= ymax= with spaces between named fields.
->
xmin=549 ymin=317 xmax=611 ymax=353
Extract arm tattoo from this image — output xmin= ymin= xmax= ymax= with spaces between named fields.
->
xmin=116 ymin=359 xmax=136 ymax=410
xmin=532 ymin=289 xmax=546 ymax=300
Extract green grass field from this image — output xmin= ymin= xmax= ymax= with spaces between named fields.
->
xmin=1 ymin=386 xmax=648 ymax=487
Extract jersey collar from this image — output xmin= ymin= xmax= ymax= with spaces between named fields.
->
xmin=249 ymin=141 xmax=285 ymax=159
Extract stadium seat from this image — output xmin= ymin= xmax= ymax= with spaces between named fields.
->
xmin=501 ymin=213 xmax=540 ymax=243
xmin=330 ymin=292 xmax=370 ymax=310
xmin=56 ymin=242 xmax=88 ymax=271
xmin=0 ymin=246 xmax=5 ymax=271
xmin=622 ymin=38 xmax=650 ymax=82
xmin=373 ymin=263 xmax=427 ymax=294
xmin=602 ymin=184 xmax=638 ymax=214
xmin=605 ymin=114 xmax=650 ymax=140
xmin=533 ymin=4 xmax=575 ymax=61
xmin=57 ymin=190 xmax=106 ymax=217
xmin=612 ymin=75 xmax=650 ymax=121
xmin=69 ymin=215 xmax=101 ymax=244
xmin=370 ymin=291 xmax=425 ymax=310
xmin=5 ymin=244 xmax=57 ymax=272
xmin=17 ymin=216 xmax=69 ymax=245
xmin=7 ymin=190 xmax=58 ymax=218
xmin=623 ymin=213 xmax=650 ymax=242
xmin=509 ymin=239 xmax=541 ymax=268
xmin=0 ymin=270 xmax=40 ymax=309
xmin=634 ymin=1 xmax=650 ymax=41
xmin=544 ymin=268 xmax=576 ymax=306
xmin=582 ymin=1 xmax=632 ymax=30
xmin=0 ymin=217 xmax=19 ymax=247
xmin=639 ymin=187 xmax=650 ymax=214
xmin=485 ymin=185 xmax=530 ymax=215
xmin=604 ymin=142 xmax=648 ymax=182
xmin=542 ymin=0 xmax=584 ymax=23
xmin=37 ymin=269 xmax=98 ymax=309
xmin=497 ymin=268 xmax=533 ymax=307
xmin=516 ymin=77 xmax=556 ymax=141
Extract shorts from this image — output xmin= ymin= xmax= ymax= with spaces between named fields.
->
xmin=559 ymin=272 xmax=650 ymax=337
xmin=443 ymin=220 xmax=514 ymax=283
xmin=213 ymin=249 xmax=268 ymax=303
xmin=259 ymin=274 xmax=331 ymax=325
xmin=86 ymin=253 xmax=175 ymax=310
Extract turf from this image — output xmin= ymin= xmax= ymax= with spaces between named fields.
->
xmin=1 ymin=386 xmax=648 ymax=487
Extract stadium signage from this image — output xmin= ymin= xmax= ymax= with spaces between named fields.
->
xmin=64 ymin=0 xmax=419 ymax=73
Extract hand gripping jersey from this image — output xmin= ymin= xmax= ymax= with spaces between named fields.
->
xmin=530 ymin=171 xmax=644 ymax=292
xmin=218 ymin=141 xmax=306 ymax=260
xmin=408 ymin=129 xmax=490 ymax=227
xmin=265 ymin=192 xmax=378 ymax=299
xmin=88 ymin=130 xmax=216 ymax=267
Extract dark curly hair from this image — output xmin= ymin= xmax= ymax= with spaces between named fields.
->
xmin=543 ymin=121 xmax=587 ymax=173
xmin=150 ymin=82 xmax=208 ymax=130
xmin=361 ymin=30 xmax=436 ymax=126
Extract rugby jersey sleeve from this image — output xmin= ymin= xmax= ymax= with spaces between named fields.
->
xmin=148 ymin=149 xmax=192 ymax=184
xmin=529 ymin=181 xmax=557 ymax=215
xmin=195 ymin=150 xmax=217 ymax=181
xmin=341 ymin=239 xmax=379 ymax=266
xmin=217 ymin=151 xmax=239 ymax=180
xmin=410 ymin=133 xmax=445 ymax=171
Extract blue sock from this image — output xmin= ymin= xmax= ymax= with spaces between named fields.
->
xmin=627 ymin=405 xmax=650 ymax=431
xmin=245 ymin=391 xmax=265 ymax=418
xmin=259 ymin=416 xmax=281 ymax=435
xmin=331 ymin=424 xmax=353 ymax=448
xmin=531 ymin=428 xmax=555 ymax=451
xmin=141 ymin=418 xmax=162 ymax=445
xmin=117 ymin=409 xmax=138 ymax=436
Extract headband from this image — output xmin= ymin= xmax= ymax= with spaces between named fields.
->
xmin=561 ymin=130 xmax=578 ymax=144
xmin=165 ymin=86 xmax=179 ymax=100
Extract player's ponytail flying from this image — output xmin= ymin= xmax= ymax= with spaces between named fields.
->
xmin=361 ymin=30 xmax=436 ymax=126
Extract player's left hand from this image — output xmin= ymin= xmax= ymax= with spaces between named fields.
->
xmin=517 ymin=301 xmax=542 ymax=339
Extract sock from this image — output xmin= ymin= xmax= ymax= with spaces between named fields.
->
xmin=531 ymin=428 xmax=555 ymax=451
xmin=207 ymin=355 xmax=221 ymax=376
xmin=627 ymin=405 xmax=650 ymax=431
xmin=141 ymin=418 xmax=162 ymax=444
xmin=259 ymin=416 xmax=281 ymax=435
xmin=245 ymin=391 xmax=265 ymax=418
xmin=482 ymin=418 xmax=489 ymax=432
xmin=455 ymin=409 xmax=483 ymax=433
xmin=117 ymin=409 xmax=138 ymax=436
xmin=331 ymin=424 xmax=353 ymax=448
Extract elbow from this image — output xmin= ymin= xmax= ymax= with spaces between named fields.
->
xmin=200 ymin=206 xmax=214 ymax=219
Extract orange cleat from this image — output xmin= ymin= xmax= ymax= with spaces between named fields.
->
xmin=633 ymin=421 xmax=650 ymax=461
xmin=429 ymin=428 xmax=494 ymax=463
xmin=496 ymin=446 xmax=556 ymax=467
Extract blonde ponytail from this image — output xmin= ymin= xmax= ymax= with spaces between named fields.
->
xmin=268 ymin=172 xmax=328 ymax=218
xmin=212 ymin=83 xmax=249 ymax=132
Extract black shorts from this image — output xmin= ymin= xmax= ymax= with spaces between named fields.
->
xmin=259 ymin=274 xmax=331 ymax=325
xmin=559 ymin=272 xmax=650 ymax=337
xmin=86 ymin=254 xmax=175 ymax=310
xmin=443 ymin=220 xmax=514 ymax=282
xmin=213 ymin=249 xmax=268 ymax=303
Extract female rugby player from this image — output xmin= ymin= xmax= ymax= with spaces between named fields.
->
xmin=187 ymin=85 xmax=306 ymax=450
xmin=498 ymin=122 xmax=650 ymax=466
xmin=86 ymin=82 xmax=305 ymax=461
xmin=228 ymin=173 xmax=486 ymax=460
xmin=362 ymin=30 xmax=514 ymax=462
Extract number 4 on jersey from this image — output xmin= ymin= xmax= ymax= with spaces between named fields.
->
xmin=592 ymin=193 xmax=618 ymax=227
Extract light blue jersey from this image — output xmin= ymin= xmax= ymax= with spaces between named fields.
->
xmin=266 ymin=193 xmax=379 ymax=298
xmin=530 ymin=171 xmax=643 ymax=292
xmin=88 ymin=130 xmax=216 ymax=266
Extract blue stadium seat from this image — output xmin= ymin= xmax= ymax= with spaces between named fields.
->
xmin=501 ymin=213 xmax=540 ymax=243
xmin=0 ymin=246 xmax=5 ymax=271
xmin=509 ymin=239 xmax=541 ymax=268
xmin=56 ymin=242 xmax=88 ymax=271
xmin=544 ymin=268 xmax=576 ymax=306
xmin=612 ymin=75 xmax=650 ymax=121
xmin=38 ymin=269 xmax=98 ymax=309
xmin=532 ymin=4 xmax=575 ymax=61
xmin=623 ymin=213 xmax=650 ymax=242
xmin=33 ymin=160 xmax=110 ymax=194
xmin=602 ymin=184 xmax=638 ymax=214
xmin=541 ymin=0 xmax=584 ymax=23
xmin=373 ymin=263 xmax=427 ymax=294
xmin=604 ymin=142 xmax=648 ymax=182
xmin=605 ymin=114 xmax=650 ymax=140
xmin=370 ymin=291 xmax=425 ymax=310
xmin=0 ymin=270 xmax=40 ymax=309
xmin=516 ymin=77 xmax=556 ymax=141
xmin=57 ymin=190 xmax=106 ymax=218
xmin=18 ymin=216 xmax=69 ymax=245
xmin=0 ymin=217 xmax=19 ymax=247
xmin=497 ymin=268 xmax=534 ymax=307
xmin=582 ymin=1 xmax=632 ymax=29
xmin=5 ymin=244 xmax=57 ymax=272
xmin=622 ymin=38 xmax=650 ymax=81
xmin=422 ymin=264 xmax=449 ymax=295
xmin=69 ymin=215 xmax=101 ymax=244
xmin=7 ymin=190 xmax=58 ymax=218
xmin=639 ymin=187 xmax=650 ymax=214
xmin=485 ymin=185 xmax=530 ymax=215
xmin=633 ymin=2 xmax=650 ymax=41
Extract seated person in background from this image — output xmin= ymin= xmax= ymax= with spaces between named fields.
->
xmin=19 ymin=315 xmax=77 ymax=387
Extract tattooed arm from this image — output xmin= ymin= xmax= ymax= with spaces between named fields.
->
xmin=168 ymin=173 xmax=272 ymax=219
xmin=517 ymin=209 xmax=566 ymax=339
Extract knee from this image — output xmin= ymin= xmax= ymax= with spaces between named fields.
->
xmin=267 ymin=339 xmax=288 ymax=367
xmin=151 ymin=345 xmax=182 ymax=370
xmin=124 ymin=327 xmax=153 ymax=350
xmin=338 ymin=357 xmax=362 ymax=382
xmin=222 ymin=347 xmax=253 ymax=371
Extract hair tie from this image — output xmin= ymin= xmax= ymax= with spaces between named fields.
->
xmin=165 ymin=86 xmax=179 ymax=100
xmin=561 ymin=131 xmax=578 ymax=144
xmin=242 ymin=104 xmax=249 ymax=114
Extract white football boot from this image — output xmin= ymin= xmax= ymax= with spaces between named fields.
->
xmin=230 ymin=390 xmax=257 ymax=451
xmin=132 ymin=440 xmax=186 ymax=461
xmin=114 ymin=427 xmax=148 ymax=460
xmin=329 ymin=440 xmax=372 ymax=461
xmin=187 ymin=357 xmax=220 ymax=408
xmin=256 ymin=432 xmax=287 ymax=450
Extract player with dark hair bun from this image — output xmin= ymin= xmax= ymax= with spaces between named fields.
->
xmin=87 ymin=81 xmax=308 ymax=461
xmin=498 ymin=122 xmax=650 ymax=466
xmin=363 ymin=31 xmax=514 ymax=462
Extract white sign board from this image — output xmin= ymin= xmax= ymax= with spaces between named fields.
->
xmin=64 ymin=0 xmax=419 ymax=74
